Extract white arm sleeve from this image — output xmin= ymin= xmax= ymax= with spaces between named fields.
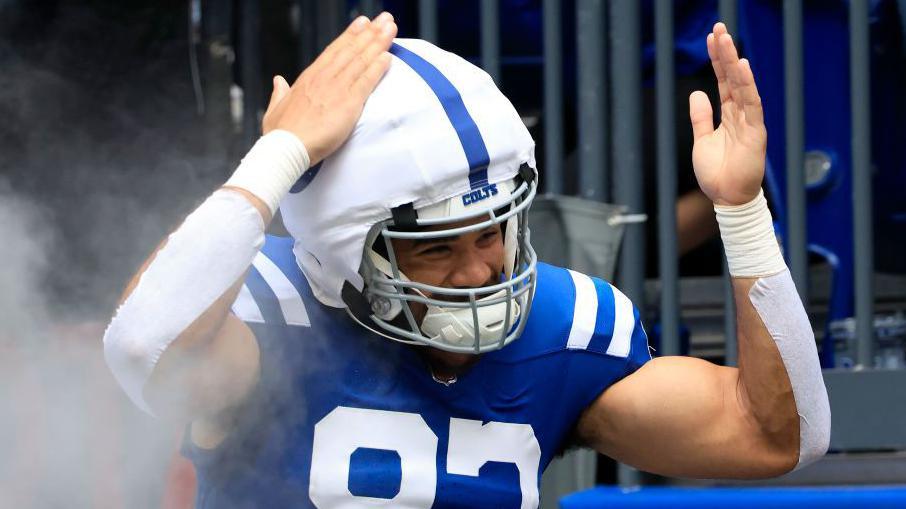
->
xmin=103 ymin=130 xmax=309 ymax=415
xmin=715 ymin=191 xmax=831 ymax=469
xmin=103 ymin=190 xmax=265 ymax=415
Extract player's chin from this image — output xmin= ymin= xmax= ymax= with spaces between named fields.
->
xmin=424 ymin=347 xmax=480 ymax=368
xmin=407 ymin=301 xmax=429 ymax=324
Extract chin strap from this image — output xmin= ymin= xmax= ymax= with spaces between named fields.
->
xmin=342 ymin=279 xmax=424 ymax=346
xmin=419 ymin=289 xmax=519 ymax=349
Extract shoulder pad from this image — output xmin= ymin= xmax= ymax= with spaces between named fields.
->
xmin=497 ymin=263 xmax=647 ymax=362
xmin=231 ymin=235 xmax=313 ymax=327
xmin=561 ymin=267 xmax=640 ymax=358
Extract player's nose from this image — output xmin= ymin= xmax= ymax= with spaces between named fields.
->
xmin=448 ymin=247 xmax=494 ymax=290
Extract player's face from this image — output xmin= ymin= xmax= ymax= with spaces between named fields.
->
xmin=391 ymin=217 xmax=504 ymax=372
xmin=390 ymin=215 xmax=505 ymax=315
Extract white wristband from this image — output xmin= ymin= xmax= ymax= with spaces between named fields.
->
xmin=714 ymin=189 xmax=787 ymax=277
xmin=224 ymin=130 xmax=311 ymax=215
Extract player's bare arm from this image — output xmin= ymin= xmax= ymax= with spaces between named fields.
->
xmin=107 ymin=13 xmax=398 ymax=424
xmin=576 ymin=22 xmax=829 ymax=479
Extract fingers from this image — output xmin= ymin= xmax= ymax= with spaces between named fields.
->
xmin=330 ymin=12 xmax=396 ymax=86
xmin=341 ymin=19 xmax=397 ymax=95
xmin=262 ymin=75 xmax=291 ymax=133
xmin=737 ymin=58 xmax=764 ymax=126
xmin=717 ymin=32 xmax=744 ymax=107
xmin=707 ymin=24 xmax=731 ymax=104
xmin=716 ymin=32 xmax=764 ymax=128
xmin=307 ymin=15 xmax=371 ymax=76
xmin=352 ymin=52 xmax=393 ymax=101
xmin=266 ymin=75 xmax=290 ymax=111
xmin=689 ymin=90 xmax=715 ymax=141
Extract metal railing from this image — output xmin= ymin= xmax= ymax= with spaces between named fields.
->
xmin=268 ymin=2 xmax=876 ymax=370
xmin=850 ymin=0 xmax=874 ymax=368
xmin=404 ymin=0 xmax=876 ymax=370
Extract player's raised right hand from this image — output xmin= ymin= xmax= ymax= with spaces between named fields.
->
xmin=262 ymin=12 xmax=397 ymax=165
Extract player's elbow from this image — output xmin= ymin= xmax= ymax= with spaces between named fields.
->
xmin=103 ymin=316 xmax=170 ymax=416
xmin=795 ymin=392 xmax=832 ymax=470
xmin=737 ymin=401 xmax=800 ymax=478
xmin=731 ymin=430 xmax=798 ymax=479
xmin=803 ymin=420 xmax=831 ymax=466
xmin=766 ymin=437 xmax=800 ymax=477
xmin=756 ymin=405 xmax=830 ymax=478
xmin=774 ymin=378 xmax=832 ymax=475
xmin=757 ymin=419 xmax=801 ymax=477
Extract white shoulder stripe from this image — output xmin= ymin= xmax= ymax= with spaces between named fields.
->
xmin=232 ymin=283 xmax=264 ymax=323
xmin=606 ymin=284 xmax=634 ymax=358
xmin=566 ymin=270 xmax=598 ymax=350
xmin=251 ymin=253 xmax=311 ymax=327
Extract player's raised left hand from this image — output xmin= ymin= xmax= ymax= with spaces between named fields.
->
xmin=689 ymin=22 xmax=767 ymax=206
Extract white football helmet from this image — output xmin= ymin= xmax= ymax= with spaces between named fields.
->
xmin=280 ymin=39 xmax=538 ymax=353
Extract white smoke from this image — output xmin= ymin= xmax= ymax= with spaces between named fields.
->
xmin=0 ymin=2 xmax=237 ymax=507
xmin=0 ymin=182 xmax=184 ymax=508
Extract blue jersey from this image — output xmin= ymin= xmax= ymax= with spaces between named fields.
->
xmin=183 ymin=235 xmax=651 ymax=508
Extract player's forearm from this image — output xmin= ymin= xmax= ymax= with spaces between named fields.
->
xmin=731 ymin=276 xmax=798 ymax=459
xmin=716 ymin=191 xmax=830 ymax=471
xmin=114 ymin=188 xmax=270 ymax=356
xmin=104 ymin=131 xmax=309 ymax=415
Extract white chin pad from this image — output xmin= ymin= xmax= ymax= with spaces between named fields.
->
xmin=419 ymin=290 xmax=520 ymax=348
xmin=749 ymin=269 xmax=831 ymax=469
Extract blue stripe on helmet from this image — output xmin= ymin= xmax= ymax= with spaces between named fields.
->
xmin=389 ymin=42 xmax=490 ymax=190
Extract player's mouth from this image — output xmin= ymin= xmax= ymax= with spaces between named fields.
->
xmin=419 ymin=276 xmax=504 ymax=304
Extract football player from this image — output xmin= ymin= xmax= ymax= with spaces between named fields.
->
xmin=103 ymin=13 xmax=829 ymax=508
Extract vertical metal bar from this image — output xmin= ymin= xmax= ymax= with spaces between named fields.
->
xmin=419 ymin=0 xmax=438 ymax=43
xmin=240 ymin=0 xmax=263 ymax=149
xmin=612 ymin=0 xmax=644 ymax=303
xmin=850 ymin=0 xmax=874 ymax=367
xmin=543 ymin=0 xmax=564 ymax=194
xmin=481 ymin=0 xmax=501 ymax=83
xmin=719 ymin=0 xmax=738 ymax=35
xmin=611 ymin=0 xmax=643 ymax=488
xmin=202 ymin=0 xmax=235 ymax=166
xmin=316 ymin=0 xmax=345 ymax=52
xmin=719 ymin=0 xmax=739 ymax=366
xmin=784 ymin=0 xmax=808 ymax=302
xmin=576 ymin=0 xmax=607 ymax=201
xmin=655 ymin=0 xmax=679 ymax=356
xmin=544 ymin=9 xmax=588 ymax=497
xmin=297 ymin=0 xmax=319 ymax=69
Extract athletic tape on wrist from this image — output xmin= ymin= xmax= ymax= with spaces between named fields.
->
xmin=714 ymin=190 xmax=787 ymax=277
xmin=224 ymin=129 xmax=311 ymax=215
xmin=103 ymin=190 xmax=265 ymax=415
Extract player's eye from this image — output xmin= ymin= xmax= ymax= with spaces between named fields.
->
xmin=477 ymin=229 xmax=499 ymax=245
xmin=417 ymin=244 xmax=452 ymax=257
